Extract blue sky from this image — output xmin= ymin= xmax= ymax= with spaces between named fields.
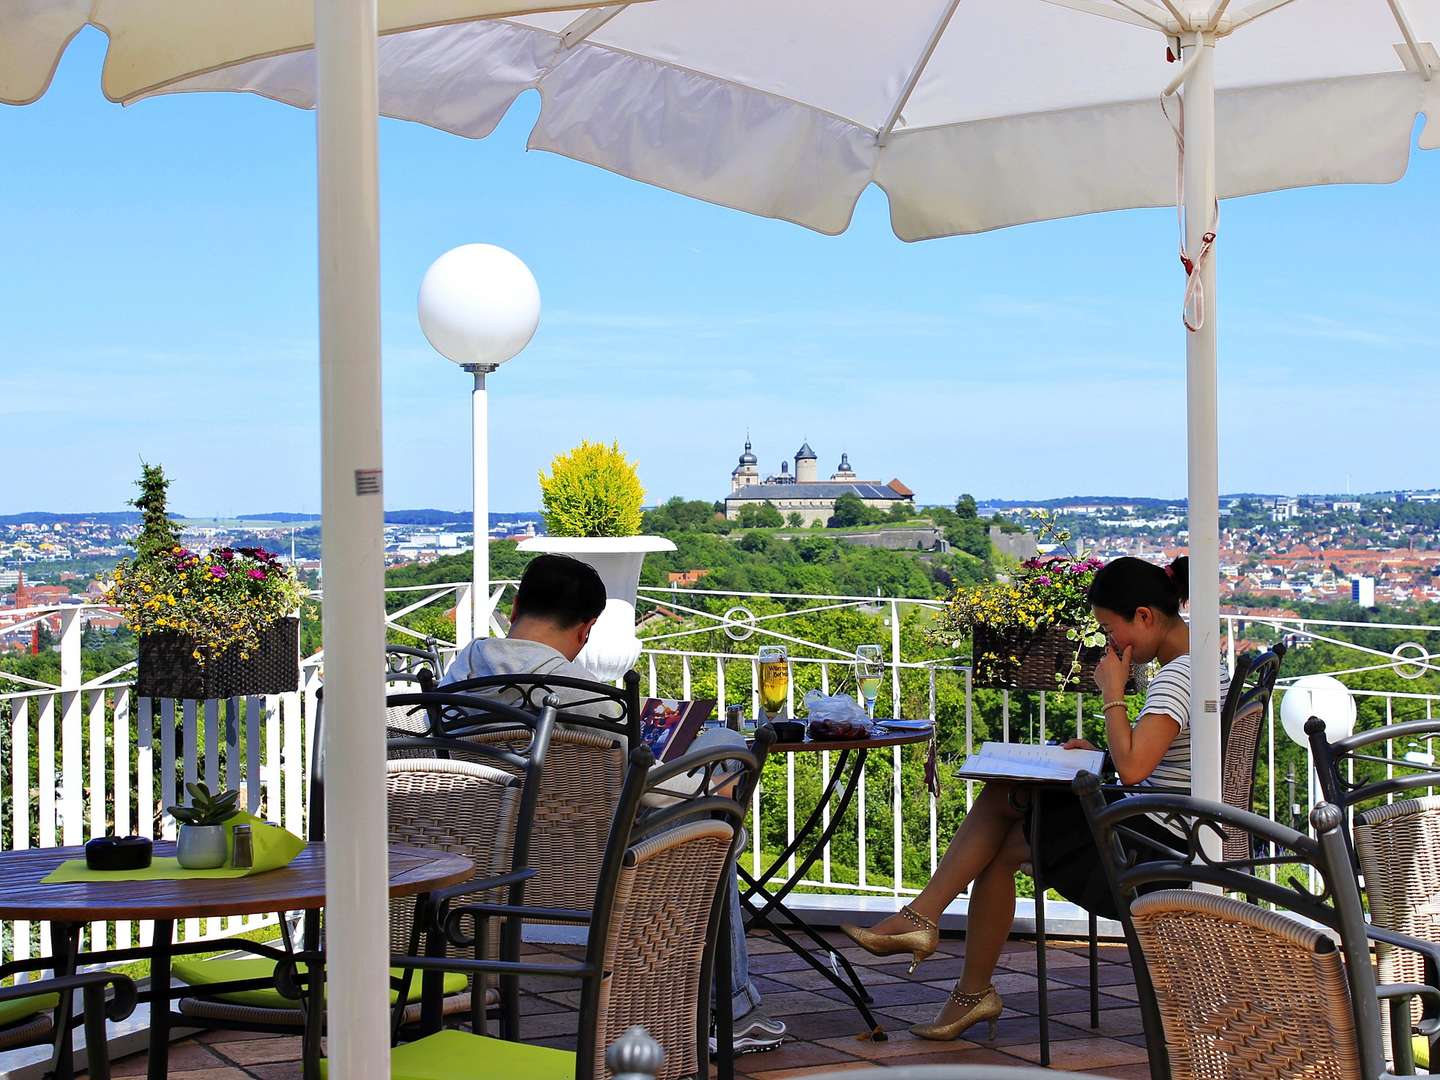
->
xmin=3 ymin=28 xmax=1437 ymax=516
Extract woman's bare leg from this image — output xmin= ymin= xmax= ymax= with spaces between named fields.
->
xmin=869 ymin=782 xmax=1024 ymax=934
xmin=929 ymin=820 xmax=1030 ymax=1023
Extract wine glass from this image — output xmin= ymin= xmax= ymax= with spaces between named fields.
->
xmin=758 ymin=645 xmax=789 ymax=721
xmin=854 ymin=644 xmax=885 ymax=721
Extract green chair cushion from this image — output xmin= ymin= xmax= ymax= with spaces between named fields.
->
xmin=0 ymin=993 xmax=59 ymax=1029
xmin=1415 ymin=1033 xmax=1430 ymax=1070
xmin=322 ymin=1030 xmax=575 ymax=1080
xmin=173 ymin=956 xmax=467 ymax=1009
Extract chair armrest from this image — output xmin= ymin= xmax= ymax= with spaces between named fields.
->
xmin=443 ymin=901 xmax=591 ymax=948
xmin=1368 ymin=925 xmax=1440 ymax=973
xmin=0 ymin=972 xmax=139 ymax=1022
xmin=427 ymin=867 xmax=536 ymax=910
xmin=1376 ymin=982 xmax=1440 ymax=1012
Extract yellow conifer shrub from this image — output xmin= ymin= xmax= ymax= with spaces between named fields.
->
xmin=538 ymin=441 xmax=645 ymax=537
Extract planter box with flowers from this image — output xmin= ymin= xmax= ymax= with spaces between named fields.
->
xmin=930 ymin=514 xmax=1123 ymax=693
xmin=107 ymin=465 xmax=305 ymax=701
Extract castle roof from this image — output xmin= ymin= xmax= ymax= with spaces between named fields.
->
xmin=736 ymin=437 xmax=757 ymax=467
xmin=729 ymin=481 xmax=908 ymax=502
xmin=794 ymin=441 xmax=816 ymax=460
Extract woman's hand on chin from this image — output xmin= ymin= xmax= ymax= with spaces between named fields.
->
xmin=1093 ymin=644 xmax=1132 ymax=701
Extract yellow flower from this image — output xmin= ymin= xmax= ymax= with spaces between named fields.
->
xmin=192 ymin=650 xmax=202 ymax=661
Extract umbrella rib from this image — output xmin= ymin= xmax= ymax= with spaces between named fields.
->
xmin=875 ymin=0 xmax=964 ymax=145
xmin=558 ymin=4 xmax=627 ymax=50
xmin=1385 ymin=0 xmax=1434 ymax=80
xmin=1037 ymin=0 xmax=1169 ymax=32
xmin=1227 ymin=0 xmax=1302 ymax=31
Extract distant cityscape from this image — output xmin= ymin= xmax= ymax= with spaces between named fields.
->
xmin=2 ymin=484 xmax=1438 ymax=652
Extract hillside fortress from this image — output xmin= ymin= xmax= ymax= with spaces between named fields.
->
xmin=724 ymin=438 xmax=914 ymax=526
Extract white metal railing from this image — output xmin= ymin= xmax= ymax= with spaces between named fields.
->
xmin=4 ymin=583 xmax=1439 ymax=966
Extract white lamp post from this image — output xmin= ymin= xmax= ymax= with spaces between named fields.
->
xmin=418 ymin=244 xmax=541 ymax=642
xmin=1280 ymin=674 xmax=1358 ymax=747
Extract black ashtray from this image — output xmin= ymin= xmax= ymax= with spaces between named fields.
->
xmin=769 ymin=720 xmax=806 ymax=743
xmin=85 ymin=836 xmax=153 ymax=871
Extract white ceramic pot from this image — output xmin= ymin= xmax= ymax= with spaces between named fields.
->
xmin=518 ymin=535 xmax=676 ymax=682
xmin=176 ymin=824 xmax=228 ymax=869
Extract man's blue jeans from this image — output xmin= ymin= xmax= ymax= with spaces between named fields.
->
xmin=726 ymin=861 xmax=762 ymax=1019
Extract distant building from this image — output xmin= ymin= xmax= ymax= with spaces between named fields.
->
xmin=1351 ymin=575 xmax=1376 ymax=608
xmin=724 ymin=438 xmax=914 ymax=526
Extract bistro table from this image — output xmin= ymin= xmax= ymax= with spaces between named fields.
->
xmin=0 ymin=840 xmax=472 ymax=1080
xmin=739 ymin=724 xmax=934 ymax=1040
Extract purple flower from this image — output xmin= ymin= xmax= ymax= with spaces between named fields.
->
xmin=248 ymin=568 xmax=266 ymax=581
xmin=1036 ymin=575 xmax=1052 ymax=586
xmin=209 ymin=565 xmax=228 ymax=579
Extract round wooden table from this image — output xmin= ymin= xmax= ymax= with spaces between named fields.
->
xmin=740 ymin=725 xmax=935 ymax=1040
xmin=0 ymin=841 xmax=472 ymax=1080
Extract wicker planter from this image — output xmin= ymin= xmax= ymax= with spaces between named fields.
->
xmin=135 ymin=617 xmax=299 ymax=700
xmin=971 ymin=623 xmax=1108 ymax=693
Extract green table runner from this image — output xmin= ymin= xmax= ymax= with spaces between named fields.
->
xmin=42 ymin=811 xmax=305 ymax=883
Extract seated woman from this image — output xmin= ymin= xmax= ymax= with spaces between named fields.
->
xmin=840 ymin=555 xmax=1226 ymax=1041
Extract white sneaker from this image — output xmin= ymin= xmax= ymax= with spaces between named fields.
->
xmin=710 ymin=1011 xmax=787 ymax=1055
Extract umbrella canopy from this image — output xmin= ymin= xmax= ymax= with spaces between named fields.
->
xmin=0 ymin=0 xmax=644 ymax=105
xmin=156 ymin=0 xmax=1439 ymax=820
xmin=4 ymin=1 xmax=646 ymax=1075
xmin=155 ymin=0 xmax=1439 ymax=239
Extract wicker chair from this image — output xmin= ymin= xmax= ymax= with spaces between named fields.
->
xmin=1076 ymin=771 xmax=1440 ymax=1080
xmin=439 ymin=668 xmax=642 ymax=747
xmin=0 ymin=971 xmax=137 ymax=1079
xmin=1308 ymin=717 xmax=1440 ymax=1071
xmin=173 ymin=690 xmax=556 ymax=1042
xmin=386 ymin=639 xmax=444 ymax=681
xmin=309 ymin=738 xmax=763 ymax=1080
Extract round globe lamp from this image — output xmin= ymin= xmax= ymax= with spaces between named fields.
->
xmin=418 ymin=244 xmax=541 ymax=641
xmin=1279 ymin=673 xmax=1357 ymax=746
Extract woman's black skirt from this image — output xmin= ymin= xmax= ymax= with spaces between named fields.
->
xmin=1019 ymin=785 xmax=1182 ymax=920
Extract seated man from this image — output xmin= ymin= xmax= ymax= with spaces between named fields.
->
xmin=440 ymin=554 xmax=786 ymax=1054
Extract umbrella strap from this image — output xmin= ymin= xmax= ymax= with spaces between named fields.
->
xmin=1161 ymin=92 xmax=1219 ymax=333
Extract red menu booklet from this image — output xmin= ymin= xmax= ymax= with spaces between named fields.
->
xmin=639 ymin=697 xmax=716 ymax=762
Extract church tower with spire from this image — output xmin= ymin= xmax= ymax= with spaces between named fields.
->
xmin=730 ymin=435 xmax=760 ymax=493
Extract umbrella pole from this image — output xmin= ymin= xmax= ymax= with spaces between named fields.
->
xmin=1182 ymin=31 xmax=1223 ymax=816
xmin=315 ymin=0 xmax=391 ymax=1075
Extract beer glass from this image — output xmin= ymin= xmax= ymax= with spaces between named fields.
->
xmin=758 ymin=645 xmax=790 ymax=721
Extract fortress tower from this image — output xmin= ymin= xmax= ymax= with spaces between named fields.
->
xmin=794 ymin=441 xmax=818 ymax=484
xmin=730 ymin=436 xmax=760 ymax=494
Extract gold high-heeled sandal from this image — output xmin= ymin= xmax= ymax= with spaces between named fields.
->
xmin=910 ymin=983 xmax=1003 ymax=1042
xmin=838 ymin=905 xmax=939 ymax=974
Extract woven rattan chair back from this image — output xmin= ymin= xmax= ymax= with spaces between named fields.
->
xmin=1129 ymin=889 xmax=1364 ymax=1080
xmin=1076 ymin=775 xmax=1394 ymax=1080
xmin=592 ymin=819 xmax=736 ymax=1080
xmin=462 ymin=723 xmax=629 ymax=913
xmin=1217 ymin=644 xmax=1284 ymax=862
xmin=1355 ymin=795 xmax=1440 ymax=1038
xmin=385 ymin=758 xmax=520 ymax=956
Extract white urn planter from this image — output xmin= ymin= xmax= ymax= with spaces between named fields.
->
xmin=518 ymin=535 xmax=675 ymax=681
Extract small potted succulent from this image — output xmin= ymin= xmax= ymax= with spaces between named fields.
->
xmin=168 ymin=781 xmax=240 ymax=868
xmin=519 ymin=441 xmax=674 ymax=680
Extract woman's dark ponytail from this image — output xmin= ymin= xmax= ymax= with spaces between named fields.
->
xmin=1166 ymin=556 xmax=1189 ymax=605
xmin=1087 ymin=555 xmax=1188 ymax=619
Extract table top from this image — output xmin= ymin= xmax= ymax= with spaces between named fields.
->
xmin=766 ymin=725 xmax=934 ymax=754
xmin=0 ymin=842 xmax=473 ymax=922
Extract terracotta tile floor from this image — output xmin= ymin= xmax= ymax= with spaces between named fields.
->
xmin=99 ymin=931 xmax=1151 ymax=1078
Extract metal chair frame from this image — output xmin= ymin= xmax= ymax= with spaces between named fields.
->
xmin=438 ymin=668 xmax=642 ymax=747
xmin=1076 ymin=772 xmax=1440 ymax=1080
xmin=0 ymin=972 xmax=137 ymax=1080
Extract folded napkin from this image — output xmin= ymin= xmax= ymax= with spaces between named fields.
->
xmin=42 ymin=813 xmax=305 ymax=883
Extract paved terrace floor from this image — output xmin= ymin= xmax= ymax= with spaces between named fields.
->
xmin=94 ymin=930 xmax=1152 ymax=1079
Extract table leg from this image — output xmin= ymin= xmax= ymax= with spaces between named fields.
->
xmin=147 ymin=919 xmax=174 ymax=1080
xmin=739 ymin=748 xmax=885 ymax=1038
xmin=1030 ymin=796 xmax=1049 ymax=1068
xmin=47 ymin=922 xmax=80 ymax=1080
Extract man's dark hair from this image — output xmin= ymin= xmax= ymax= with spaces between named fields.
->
xmin=513 ymin=554 xmax=606 ymax=628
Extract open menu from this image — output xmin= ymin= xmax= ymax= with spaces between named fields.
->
xmin=638 ymin=697 xmax=716 ymax=763
xmin=957 ymin=742 xmax=1104 ymax=783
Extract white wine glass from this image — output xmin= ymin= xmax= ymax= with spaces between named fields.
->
xmin=855 ymin=644 xmax=884 ymax=721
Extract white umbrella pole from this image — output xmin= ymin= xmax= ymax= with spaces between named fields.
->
xmin=471 ymin=366 xmax=490 ymax=640
xmin=315 ymin=0 xmax=390 ymax=1074
xmin=1182 ymin=31 xmax=1223 ymax=813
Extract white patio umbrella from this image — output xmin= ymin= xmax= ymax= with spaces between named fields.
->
xmin=1 ymin=1 xmax=645 ymax=1074
xmin=158 ymin=0 xmax=1440 ymax=820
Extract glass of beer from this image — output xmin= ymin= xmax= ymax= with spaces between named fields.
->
xmin=855 ymin=644 xmax=884 ymax=720
xmin=758 ymin=645 xmax=790 ymax=721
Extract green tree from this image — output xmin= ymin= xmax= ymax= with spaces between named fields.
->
xmin=888 ymin=503 xmax=912 ymax=522
xmin=643 ymin=497 xmax=731 ymax=534
xmin=737 ymin=502 xmax=783 ymax=529
xmin=830 ymin=492 xmax=880 ymax=527
xmin=130 ymin=462 xmax=183 ymax=559
xmin=786 ymin=512 xmax=805 ymax=529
